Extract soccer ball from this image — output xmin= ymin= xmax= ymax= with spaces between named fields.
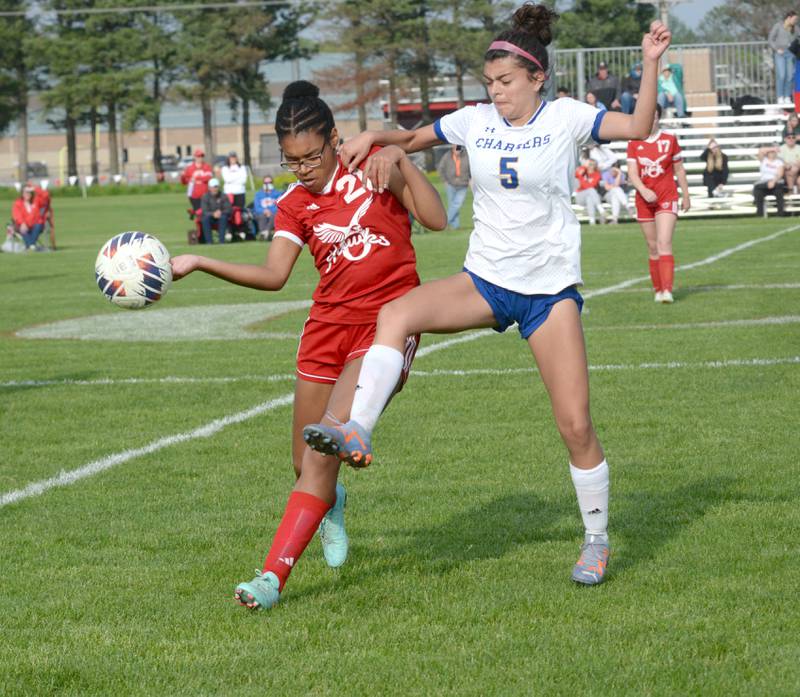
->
xmin=95 ymin=232 xmax=172 ymax=309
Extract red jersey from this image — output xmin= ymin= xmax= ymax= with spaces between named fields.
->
xmin=626 ymin=131 xmax=682 ymax=200
xmin=180 ymin=163 xmax=213 ymax=199
xmin=274 ymin=153 xmax=419 ymax=325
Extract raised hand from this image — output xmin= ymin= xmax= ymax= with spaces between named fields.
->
xmin=642 ymin=20 xmax=671 ymax=63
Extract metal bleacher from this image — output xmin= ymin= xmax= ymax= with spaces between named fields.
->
xmin=574 ymin=105 xmax=792 ymax=222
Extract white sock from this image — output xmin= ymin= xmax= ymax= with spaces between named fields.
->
xmin=570 ymin=459 xmax=609 ymax=536
xmin=349 ymin=344 xmax=404 ymax=433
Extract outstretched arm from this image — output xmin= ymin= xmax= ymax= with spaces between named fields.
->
xmin=339 ymin=124 xmax=443 ymax=189
xmin=378 ymin=145 xmax=447 ymax=231
xmin=598 ymin=21 xmax=671 ymax=142
xmin=170 ymin=236 xmax=302 ymax=290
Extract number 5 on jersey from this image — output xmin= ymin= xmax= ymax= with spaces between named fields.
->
xmin=499 ymin=157 xmax=519 ymax=189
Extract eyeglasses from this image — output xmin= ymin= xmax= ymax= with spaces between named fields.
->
xmin=280 ymin=143 xmax=328 ymax=172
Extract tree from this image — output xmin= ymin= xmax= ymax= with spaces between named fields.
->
xmin=557 ymin=0 xmax=655 ymax=49
xmin=698 ymin=0 xmax=778 ymax=42
xmin=225 ymin=2 xmax=315 ymax=169
xmin=0 ymin=0 xmax=40 ymax=181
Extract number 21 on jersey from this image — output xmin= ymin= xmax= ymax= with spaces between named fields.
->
xmin=499 ymin=157 xmax=519 ymax=189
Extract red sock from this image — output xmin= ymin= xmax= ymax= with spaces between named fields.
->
xmin=659 ymin=254 xmax=674 ymax=292
xmin=648 ymin=257 xmax=662 ymax=291
xmin=262 ymin=491 xmax=331 ymax=590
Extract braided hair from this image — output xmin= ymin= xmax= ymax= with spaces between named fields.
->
xmin=274 ymin=80 xmax=335 ymax=142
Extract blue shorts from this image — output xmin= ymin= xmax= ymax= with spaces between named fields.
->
xmin=465 ymin=269 xmax=583 ymax=339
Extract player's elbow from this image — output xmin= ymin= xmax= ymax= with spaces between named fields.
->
xmin=425 ymin=208 xmax=447 ymax=231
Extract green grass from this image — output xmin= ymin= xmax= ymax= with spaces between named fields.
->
xmin=1 ymin=193 xmax=799 ymax=696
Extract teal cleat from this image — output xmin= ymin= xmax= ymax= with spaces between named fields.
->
xmin=319 ymin=482 xmax=349 ymax=568
xmin=303 ymin=420 xmax=373 ymax=468
xmin=234 ymin=570 xmax=281 ymax=610
xmin=571 ymin=533 xmax=610 ymax=585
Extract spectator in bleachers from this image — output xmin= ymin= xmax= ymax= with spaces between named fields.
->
xmin=769 ymin=10 xmax=798 ymax=105
xmin=586 ymin=61 xmax=621 ymax=111
xmin=778 ymin=131 xmax=800 ymax=192
xmin=252 ymin=175 xmax=283 ymax=240
xmin=599 ymin=164 xmax=631 ymax=224
xmin=575 ymin=159 xmax=606 ymax=225
xmin=699 ymin=139 xmax=730 ymax=198
xmin=180 ymin=149 xmax=213 ymax=213
xmin=200 ymin=178 xmax=232 ymax=244
xmin=657 ymin=65 xmax=687 ymax=118
xmin=585 ymin=90 xmax=607 ymax=113
xmin=589 ymin=143 xmax=620 ymax=173
xmin=11 ymin=184 xmax=45 ymax=250
xmin=753 ymin=148 xmax=786 ymax=216
xmin=783 ymin=112 xmax=800 ymax=137
xmin=620 ymin=62 xmax=642 ymax=115
xmin=556 ymin=87 xmax=571 ymax=99
xmin=221 ymin=151 xmax=248 ymax=209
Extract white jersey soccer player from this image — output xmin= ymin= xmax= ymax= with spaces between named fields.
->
xmin=304 ymin=4 xmax=674 ymax=588
xmin=433 ymin=98 xmax=605 ymax=295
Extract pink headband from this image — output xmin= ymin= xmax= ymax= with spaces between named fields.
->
xmin=488 ymin=40 xmax=545 ymax=72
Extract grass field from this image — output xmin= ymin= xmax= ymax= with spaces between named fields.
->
xmin=1 ymin=193 xmax=798 ymax=696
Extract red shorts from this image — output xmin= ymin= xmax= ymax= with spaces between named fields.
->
xmin=296 ymin=317 xmax=420 ymax=386
xmin=635 ymin=196 xmax=678 ymax=222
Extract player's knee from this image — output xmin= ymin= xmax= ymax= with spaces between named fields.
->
xmin=556 ymin=413 xmax=595 ymax=450
xmin=377 ymin=299 xmax=412 ymax=336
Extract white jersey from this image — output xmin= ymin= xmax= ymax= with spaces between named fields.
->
xmin=434 ymin=98 xmax=606 ymax=295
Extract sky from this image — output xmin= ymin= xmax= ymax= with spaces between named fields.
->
xmin=658 ymin=0 xmax=725 ymax=28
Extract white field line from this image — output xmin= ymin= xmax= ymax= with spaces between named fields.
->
xmin=3 ymin=225 xmax=797 ymax=508
xmin=7 ymin=315 xmax=800 ymax=390
xmin=0 ymin=394 xmax=295 ymax=509
xmin=583 ymin=223 xmax=800 ymax=299
xmin=616 ymin=283 xmax=800 ymax=294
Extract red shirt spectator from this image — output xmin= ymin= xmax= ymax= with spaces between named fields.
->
xmin=12 ymin=190 xmax=43 ymax=228
xmin=575 ymin=164 xmax=602 ymax=192
xmin=180 ymin=149 xmax=214 ymax=204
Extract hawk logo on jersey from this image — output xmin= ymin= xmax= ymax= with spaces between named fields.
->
xmin=638 ymin=154 xmax=667 ymax=179
xmin=312 ymin=195 xmax=390 ymax=273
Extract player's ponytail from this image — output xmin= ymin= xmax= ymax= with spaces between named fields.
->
xmin=275 ymin=80 xmax=335 ymax=142
xmin=485 ymin=3 xmax=558 ymax=77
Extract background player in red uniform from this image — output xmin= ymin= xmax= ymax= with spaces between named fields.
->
xmin=626 ymin=104 xmax=690 ymax=303
xmin=170 ymin=81 xmax=446 ymax=610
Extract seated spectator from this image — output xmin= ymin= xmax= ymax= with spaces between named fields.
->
xmin=200 ymin=178 xmax=232 ymax=244
xmin=221 ymin=151 xmax=248 ymax=209
xmin=699 ymin=139 xmax=730 ymax=197
xmin=657 ymin=65 xmax=688 ymax=118
xmin=575 ymin=159 xmax=606 ymax=225
xmin=753 ymin=149 xmax=785 ymax=216
xmin=34 ymin=185 xmax=55 ymax=249
xmin=783 ymin=112 xmax=800 ymax=137
xmin=599 ymin=165 xmax=631 ymax=224
xmin=779 ymin=131 xmax=800 ymax=192
xmin=252 ymin=175 xmax=283 ymax=240
xmin=620 ymin=62 xmax=642 ymax=115
xmin=585 ymin=91 xmax=607 ymax=113
xmin=11 ymin=184 xmax=45 ymax=250
xmin=586 ymin=61 xmax=621 ymax=111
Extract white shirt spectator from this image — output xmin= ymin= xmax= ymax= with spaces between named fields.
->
xmin=221 ymin=163 xmax=248 ymax=195
xmin=757 ymin=156 xmax=784 ymax=184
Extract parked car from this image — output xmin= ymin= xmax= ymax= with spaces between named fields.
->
xmin=159 ymin=154 xmax=180 ymax=172
xmin=25 ymin=161 xmax=48 ymax=179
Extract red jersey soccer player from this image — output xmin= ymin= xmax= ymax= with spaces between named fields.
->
xmin=627 ymin=104 xmax=690 ymax=303
xmin=170 ymin=81 xmax=446 ymax=610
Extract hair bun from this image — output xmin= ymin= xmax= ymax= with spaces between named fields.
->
xmin=511 ymin=3 xmax=558 ymax=46
xmin=283 ymin=80 xmax=320 ymax=100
